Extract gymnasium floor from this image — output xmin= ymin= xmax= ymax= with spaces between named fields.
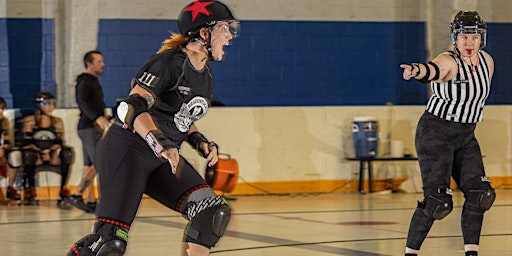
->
xmin=1 ymin=189 xmax=511 ymax=255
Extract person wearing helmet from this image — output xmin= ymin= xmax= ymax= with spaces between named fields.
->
xmin=400 ymin=11 xmax=495 ymax=256
xmin=14 ymin=92 xmax=74 ymax=206
xmin=67 ymin=1 xmax=239 ymax=255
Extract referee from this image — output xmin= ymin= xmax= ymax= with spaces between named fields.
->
xmin=400 ymin=11 xmax=495 ymax=256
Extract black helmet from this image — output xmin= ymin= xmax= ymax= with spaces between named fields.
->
xmin=178 ymin=0 xmax=238 ymax=38
xmin=35 ymin=91 xmax=56 ymax=109
xmin=450 ymin=11 xmax=487 ymax=48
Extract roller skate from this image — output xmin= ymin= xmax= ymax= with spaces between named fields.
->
xmin=57 ymin=187 xmax=72 ymax=209
xmin=22 ymin=187 xmax=39 ymax=205
xmin=5 ymin=186 xmax=21 ymax=206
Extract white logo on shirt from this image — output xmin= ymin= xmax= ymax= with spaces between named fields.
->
xmin=174 ymin=96 xmax=208 ymax=132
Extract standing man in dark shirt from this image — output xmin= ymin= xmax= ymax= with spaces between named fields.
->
xmin=69 ymin=50 xmax=111 ymax=213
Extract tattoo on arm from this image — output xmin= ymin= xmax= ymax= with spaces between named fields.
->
xmin=77 ymin=178 xmax=92 ymax=193
xmin=143 ymin=94 xmax=155 ymax=108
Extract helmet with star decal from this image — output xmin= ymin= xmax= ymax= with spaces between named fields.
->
xmin=178 ymin=0 xmax=239 ymax=38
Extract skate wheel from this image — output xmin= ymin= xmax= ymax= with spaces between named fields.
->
xmin=6 ymin=200 xmax=19 ymax=206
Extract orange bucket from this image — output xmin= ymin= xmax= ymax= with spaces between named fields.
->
xmin=205 ymin=153 xmax=239 ymax=193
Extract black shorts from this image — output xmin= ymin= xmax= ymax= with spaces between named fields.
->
xmin=77 ymin=127 xmax=102 ymax=166
xmin=94 ymin=125 xmax=208 ymax=225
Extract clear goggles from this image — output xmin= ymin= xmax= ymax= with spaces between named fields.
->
xmin=210 ymin=20 xmax=240 ymax=39
xmin=36 ymin=98 xmax=56 ymax=106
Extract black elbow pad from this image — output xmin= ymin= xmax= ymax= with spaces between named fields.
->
xmin=117 ymin=94 xmax=149 ymax=128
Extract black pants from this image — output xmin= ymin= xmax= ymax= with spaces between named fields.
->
xmin=95 ymin=125 xmax=208 ymax=225
xmin=406 ymin=111 xmax=491 ymax=249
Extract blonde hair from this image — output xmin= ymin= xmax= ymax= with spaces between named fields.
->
xmin=157 ymin=33 xmax=189 ymax=54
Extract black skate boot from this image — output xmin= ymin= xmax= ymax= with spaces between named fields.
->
xmin=22 ymin=187 xmax=38 ymax=205
xmin=6 ymin=186 xmax=21 ymax=206
xmin=57 ymin=187 xmax=72 ymax=209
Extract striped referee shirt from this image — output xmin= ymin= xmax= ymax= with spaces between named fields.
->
xmin=426 ymin=50 xmax=491 ymax=123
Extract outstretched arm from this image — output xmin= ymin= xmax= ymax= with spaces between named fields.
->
xmin=400 ymin=53 xmax=458 ymax=83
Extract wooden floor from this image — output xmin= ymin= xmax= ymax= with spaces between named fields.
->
xmin=1 ymin=189 xmax=511 ymax=256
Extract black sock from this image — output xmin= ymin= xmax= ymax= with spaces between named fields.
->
xmin=465 ymin=251 xmax=477 ymax=256
xmin=405 ymin=254 xmax=417 ymax=256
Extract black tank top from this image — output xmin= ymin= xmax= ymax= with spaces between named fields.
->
xmin=29 ymin=115 xmax=60 ymax=149
xmin=134 ymin=47 xmax=213 ymax=144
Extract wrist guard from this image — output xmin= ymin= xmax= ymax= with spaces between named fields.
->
xmin=187 ymin=131 xmax=217 ymax=158
xmin=414 ymin=61 xmax=440 ymax=83
xmin=145 ymin=130 xmax=179 ymax=160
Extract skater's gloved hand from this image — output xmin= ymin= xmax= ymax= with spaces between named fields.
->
xmin=144 ymin=130 xmax=180 ymax=175
xmin=199 ymin=141 xmax=218 ymax=167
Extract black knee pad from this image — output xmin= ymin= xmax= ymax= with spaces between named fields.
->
xmin=420 ymin=187 xmax=453 ymax=220
xmin=22 ymin=149 xmax=39 ymax=165
xmin=464 ymin=176 xmax=495 ymax=212
xmin=182 ymin=191 xmax=231 ymax=248
xmin=68 ymin=220 xmax=129 ymax=256
xmin=59 ymin=146 xmax=74 ymax=165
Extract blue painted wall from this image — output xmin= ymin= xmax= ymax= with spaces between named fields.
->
xmin=0 ymin=18 xmax=11 ymax=107
xmin=3 ymin=18 xmax=56 ymax=109
xmin=97 ymin=19 xmax=428 ymax=107
xmin=1 ymin=18 xmax=511 ymax=108
xmin=485 ymin=24 xmax=512 ymax=104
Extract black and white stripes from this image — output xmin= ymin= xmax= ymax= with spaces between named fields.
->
xmin=426 ymin=50 xmax=491 ymax=123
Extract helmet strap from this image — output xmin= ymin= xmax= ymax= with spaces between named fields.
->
xmin=206 ymin=28 xmax=214 ymax=60
xmin=192 ymin=28 xmax=213 ymax=60
xmin=193 ymin=37 xmax=207 ymax=46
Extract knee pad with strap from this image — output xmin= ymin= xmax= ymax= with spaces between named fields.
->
xmin=68 ymin=219 xmax=129 ymax=256
xmin=59 ymin=146 xmax=74 ymax=165
xmin=420 ymin=187 xmax=453 ymax=220
xmin=464 ymin=176 xmax=496 ymax=212
xmin=181 ymin=188 xmax=231 ymax=248
xmin=22 ymin=149 xmax=39 ymax=166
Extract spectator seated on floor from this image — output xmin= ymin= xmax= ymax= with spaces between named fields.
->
xmin=7 ymin=92 xmax=74 ymax=207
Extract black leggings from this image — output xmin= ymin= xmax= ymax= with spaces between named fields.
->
xmin=415 ymin=112 xmax=485 ymax=191
xmin=406 ymin=111 xmax=491 ymax=249
xmin=95 ymin=125 xmax=208 ymax=225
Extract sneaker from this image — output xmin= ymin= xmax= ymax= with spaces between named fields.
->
xmin=69 ymin=195 xmax=94 ymax=213
xmin=87 ymin=201 xmax=97 ymax=212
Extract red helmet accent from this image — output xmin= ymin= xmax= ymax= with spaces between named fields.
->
xmin=178 ymin=0 xmax=236 ymax=37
